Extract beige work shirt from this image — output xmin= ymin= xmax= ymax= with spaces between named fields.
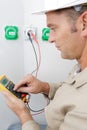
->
xmin=22 ymin=64 xmax=87 ymax=130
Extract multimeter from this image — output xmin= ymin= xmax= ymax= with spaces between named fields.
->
xmin=0 ymin=75 xmax=29 ymax=103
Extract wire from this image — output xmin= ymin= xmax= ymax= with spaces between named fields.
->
xmin=26 ymin=96 xmax=50 ymax=116
xmin=27 ymin=31 xmax=50 ymax=116
xmin=27 ymin=31 xmax=39 ymax=77
xmin=27 ymin=103 xmax=44 ymax=112
xmin=31 ymin=32 xmax=41 ymax=77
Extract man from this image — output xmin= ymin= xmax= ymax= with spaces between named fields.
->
xmin=2 ymin=0 xmax=87 ymax=130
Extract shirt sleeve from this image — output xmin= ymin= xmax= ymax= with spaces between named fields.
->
xmin=22 ymin=120 xmax=41 ymax=130
xmin=48 ymin=82 xmax=63 ymax=99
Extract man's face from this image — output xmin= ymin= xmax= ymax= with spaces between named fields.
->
xmin=46 ymin=11 xmax=85 ymax=60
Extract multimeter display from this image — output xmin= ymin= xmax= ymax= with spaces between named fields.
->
xmin=0 ymin=77 xmax=22 ymax=98
xmin=1 ymin=78 xmax=9 ymax=86
xmin=0 ymin=75 xmax=29 ymax=102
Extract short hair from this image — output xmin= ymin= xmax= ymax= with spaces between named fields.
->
xmin=55 ymin=4 xmax=87 ymax=21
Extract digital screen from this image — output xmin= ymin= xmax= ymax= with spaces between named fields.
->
xmin=1 ymin=77 xmax=9 ymax=86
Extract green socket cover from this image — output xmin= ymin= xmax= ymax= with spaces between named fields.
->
xmin=5 ymin=26 xmax=18 ymax=40
xmin=42 ymin=28 xmax=50 ymax=41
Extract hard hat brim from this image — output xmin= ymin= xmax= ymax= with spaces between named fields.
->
xmin=32 ymin=0 xmax=87 ymax=14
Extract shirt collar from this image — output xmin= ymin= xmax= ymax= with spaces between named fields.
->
xmin=65 ymin=65 xmax=87 ymax=88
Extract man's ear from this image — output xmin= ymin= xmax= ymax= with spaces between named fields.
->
xmin=81 ymin=11 xmax=87 ymax=37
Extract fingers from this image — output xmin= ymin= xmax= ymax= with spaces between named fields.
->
xmin=1 ymin=91 xmax=24 ymax=106
xmin=1 ymin=91 xmax=17 ymax=108
xmin=1 ymin=91 xmax=16 ymax=101
xmin=2 ymin=91 xmax=12 ymax=99
xmin=14 ymin=80 xmax=27 ymax=91
xmin=16 ymin=86 xmax=30 ymax=93
xmin=13 ymin=74 xmax=40 ymax=94
xmin=14 ymin=74 xmax=33 ymax=91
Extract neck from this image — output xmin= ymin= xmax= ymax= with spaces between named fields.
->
xmin=78 ymin=42 xmax=87 ymax=70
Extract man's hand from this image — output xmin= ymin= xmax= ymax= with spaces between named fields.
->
xmin=14 ymin=74 xmax=50 ymax=95
xmin=1 ymin=91 xmax=33 ymax=124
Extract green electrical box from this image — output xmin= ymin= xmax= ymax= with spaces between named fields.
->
xmin=5 ymin=26 xmax=18 ymax=40
xmin=42 ymin=28 xmax=50 ymax=41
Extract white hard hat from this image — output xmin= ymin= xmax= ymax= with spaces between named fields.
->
xmin=33 ymin=0 xmax=87 ymax=14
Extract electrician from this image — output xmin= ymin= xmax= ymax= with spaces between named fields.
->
xmin=2 ymin=0 xmax=87 ymax=130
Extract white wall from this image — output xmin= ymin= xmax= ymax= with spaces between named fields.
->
xmin=0 ymin=0 xmax=24 ymax=129
xmin=0 ymin=0 xmax=24 ymax=82
xmin=24 ymin=0 xmax=76 ymax=125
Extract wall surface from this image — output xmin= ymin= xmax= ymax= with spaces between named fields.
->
xmin=0 ymin=0 xmax=24 ymax=82
xmin=0 ymin=0 xmax=24 ymax=129
xmin=24 ymin=0 xmax=76 ymax=125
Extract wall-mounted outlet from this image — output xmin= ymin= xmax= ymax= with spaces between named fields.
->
xmin=24 ymin=26 xmax=37 ymax=40
xmin=5 ymin=26 xmax=18 ymax=40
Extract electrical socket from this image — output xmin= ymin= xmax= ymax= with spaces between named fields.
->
xmin=24 ymin=26 xmax=37 ymax=40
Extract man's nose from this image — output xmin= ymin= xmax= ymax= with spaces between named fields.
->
xmin=48 ymin=34 xmax=55 ymax=43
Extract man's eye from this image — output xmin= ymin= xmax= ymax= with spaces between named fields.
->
xmin=51 ymin=28 xmax=55 ymax=30
xmin=51 ymin=28 xmax=56 ymax=32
